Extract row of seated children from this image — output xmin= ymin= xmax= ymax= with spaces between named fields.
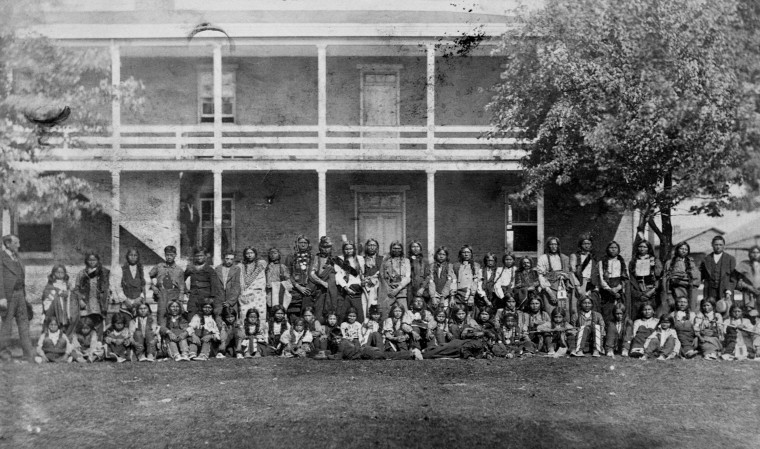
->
xmin=484 ymin=293 xmax=760 ymax=361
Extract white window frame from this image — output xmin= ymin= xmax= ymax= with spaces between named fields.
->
xmin=197 ymin=64 xmax=238 ymax=124
xmin=503 ymin=188 xmax=542 ymax=257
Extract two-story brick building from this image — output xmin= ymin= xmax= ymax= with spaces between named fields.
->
xmin=4 ymin=0 xmax=635 ymax=285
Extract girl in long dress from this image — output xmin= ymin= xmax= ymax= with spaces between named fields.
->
xmin=239 ymin=246 xmax=268 ymax=323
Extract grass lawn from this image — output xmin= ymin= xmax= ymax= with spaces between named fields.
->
xmin=1 ymin=356 xmax=758 ymax=449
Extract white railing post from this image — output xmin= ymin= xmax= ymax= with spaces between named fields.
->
xmin=318 ymin=168 xmax=327 ymax=237
xmin=426 ymin=43 xmax=435 ymax=157
xmin=318 ymin=44 xmax=327 ymax=157
xmin=426 ymin=169 xmax=436 ymax=263
xmin=175 ymin=127 xmax=183 ymax=159
xmin=213 ymin=43 xmax=223 ymax=159
xmin=110 ymin=41 xmax=121 ymax=160
xmin=213 ymin=168 xmax=223 ymax=266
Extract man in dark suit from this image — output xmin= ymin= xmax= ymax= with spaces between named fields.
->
xmin=0 ymin=235 xmax=34 ymax=362
xmin=184 ymin=247 xmax=219 ymax=317
xmin=700 ymin=235 xmax=736 ymax=314
xmin=213 ymin=249 xmax=241 ymax=317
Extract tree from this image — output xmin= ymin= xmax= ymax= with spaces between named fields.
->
xmin=0 ymin=1 xmax=144 ymax=223
xmin=489 ymin=0 xmax=758 ymax=261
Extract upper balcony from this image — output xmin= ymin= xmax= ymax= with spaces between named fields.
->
xmin=27 ymin=0 xmax=531 ymax=171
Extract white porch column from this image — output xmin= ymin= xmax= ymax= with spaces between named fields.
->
xmin=1 ymin=209 xmax=10 ymax=236
xmin=213 ymin=168 xmax=223 ymax=266
xmin=536 ymin=191 xmax=545 ymax=254
xmin=426 ymin=44 xmax=435 ymax=155
xmin=426 ymin=169 xmax=436 ymax=262
xmin=110 ymin=41 xmax=121 ymax=160
xmin=318 ymin=168 xmax=327 ymax=237
xmin=213 ymin=43 xmax=223 ymax=159
xmin=317 ymin=44 xmax=327 ymax=155
xmin=111 ymin=170 xmax=121 ymax=274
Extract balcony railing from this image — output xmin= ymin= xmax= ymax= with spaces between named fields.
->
xmin=44 ymin=125 xmax=526 ymax=161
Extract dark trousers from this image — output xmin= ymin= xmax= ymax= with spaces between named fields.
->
xmin=0 ymin=290 xmax=34 ymax=361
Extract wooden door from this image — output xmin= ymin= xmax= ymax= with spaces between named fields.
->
xmin=361 ymin=72 xmax=399 ymax=149
xmin=355 ymin=190 xmax=405 ymax=255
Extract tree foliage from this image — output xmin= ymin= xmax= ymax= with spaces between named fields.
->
xmin=0 ymin=1 xmax=144 ymax=222
xmin=489 ymin=0 xmax=759 ymax=260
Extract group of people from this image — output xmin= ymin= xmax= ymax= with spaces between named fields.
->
xmin=2 ymin=232 xmax=760 ymax=363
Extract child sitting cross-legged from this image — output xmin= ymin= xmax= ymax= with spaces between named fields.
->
xmin=71 ymin=317 xmax=104 ymax=363
xmin=642 ymin=315 xmax=680 ymax=361
xmin=104 ymin=312 xmax=132 ymax=363
xmin=35 ymin=317 xmax=72 ymax=363
xmin=280 ymin=317 xmax=313 ymax=358
xmin=537 ymin=308 xmax=576 ymax=358
xmin=159 ymin=300 xmax=191 ymax=361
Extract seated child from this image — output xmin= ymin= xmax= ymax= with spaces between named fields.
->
xmin=104 ymin=312 xmax=132 ymax=363
xmin=187 ymin=299 xmax=221 ymax=361
xmin=160 ymin=300 xmax=191 ymax=361
xmin=693 ymin=299 xmax=723 ymax=360
xmin=323 ymin=328 xmax=422 ymax=360
xmin=129 ymin=302 xmax=158 ymax=362
xmin=35 ymin=317 xmax=72 ymax=363
xmin=604 ymin=304 xmax=633 ymax=357
xmin=280 ymin=317 xmax=314 ymax=357
xmin=521 ymin=298 xmax=550 ymax=351
xmin=360 ymin=305 xmax=384 ymax=348
xmin=429 ymin=308 xmax=451 ymax=347
xmin=569 ymin=297 xmax=605 ymax=357
xmin=383 ymin=305 xmax=413 ymax=352
xmin=494 ymin=295 xmax=522 ymax=337
xmin=459 ymin=309 xmax=497 ymax=359
xmin=341 ymin=307 xmax=363 ymax=348
xmin=71 ymin=317 xmax=104 ymax=363
xmin=303 ymin=307 xmax=325 ymax=353
xmin=642 ymin=315 xmax=680 ymax=360
xmin=403 ymin=297 xmax=437 ymax=350
xmin=498 ymin=311 xmax=536 ymax=358
xmin=216 ymin=306 xmax=244 ymax=359
xmin=537 ymin=308 xmax=576 ymax=358
xmin=422 ymin=307 xmax=474 ymax=359
xmin=722 ymin=304 xmax=755 ymax=361
xmin=242 ymin=308 xmax=267 ymax=358
xmin=266 ymin=305 xmax=291 ymax=356
xmin=628 ymin=302 xmax=659 ymax=358
xmin=669 ymin=297 xmax=698 ymax=358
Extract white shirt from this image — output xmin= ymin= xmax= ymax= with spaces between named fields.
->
xmin=635 ymin=258 xmax=651 ymax=277
xmin=579 ymin=253 xmax=592 ymax=279
xmin=129 ymin=264 xmax=137 ymax=278
xmin=713 ymin=253 xmax=723 ymax=264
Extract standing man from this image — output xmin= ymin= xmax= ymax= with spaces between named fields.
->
xmin=149 ymin=245 xmax=185 ymax=324
xmin=185 ymin=247 xmax=218 ymax=318
xmin=700 ymin=235 xmax=736 ymax=316
xmin=0 ymin=235 xmax=34 ymax=362
xmin=214 ymin=249 xmax=241 ymax=317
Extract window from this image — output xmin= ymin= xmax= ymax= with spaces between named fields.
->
xmin=17 ymin=223 xmax=52 ymax=253
xmin=200 ymin=196 xmax=234 ymax=257
xmin=504 ymin=191 xmax=539 ymax=253
xmin=198 ymin=69 xmax=236 ymax=123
